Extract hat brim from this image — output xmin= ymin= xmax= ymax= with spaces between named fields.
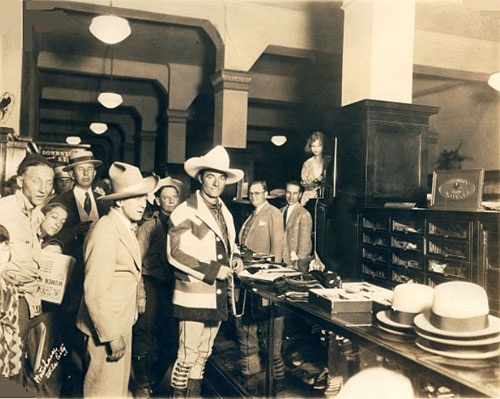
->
xmin=416 ymin=329 xmax=500 ymax=346
xmin=147 ymin=177 xmax=185 ymax=205
xmin=376 ymin=310 xmax=415 ymax=329
xmin=63 ymin=159 xmax=103 ymax=171
xmin=415 ymin=337 xmax=500 ymax=359
xmin=414 ymin=312 xmax=500 ymax=339
xmin=98 ymin=175 xmax=160 ymax=201
xmin=184 ymin=159 xmax=243 ymax=185
xmin=377 ymin=323 xmax=415 ymax=337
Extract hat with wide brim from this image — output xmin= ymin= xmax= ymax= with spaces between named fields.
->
xmin=98 ymin=162 xmax=160 ymax=201
xmin=63 ymin=150 xmax=103 ymax=171
xmin=376 ymin=322 xmax=415 ymax=337
xmin=54 ymin=165 xmax=72 ymax=179
xmin=376 ymin=310 xmax=416 ymax=330
xmin=415 ymin=329 xmax=500 ymax=346
xmin=415 ymin=337 xmax=500 ymax=360
xmin=147 ymin=176 xmax=185 ymax=205
xmin=184 ymin=145 xmax=243 ymax=185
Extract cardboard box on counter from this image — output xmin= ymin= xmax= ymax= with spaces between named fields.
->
xmin=342 ymin=282 xmax=393 ymax=313
xmin=309 ymin=288 xmax=373 ymax=314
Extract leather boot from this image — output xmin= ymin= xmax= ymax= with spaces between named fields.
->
xmin=186 ymin=378 xmax=202 ymax=398
xmin=133 ymin=355 xmax=152 ymax=398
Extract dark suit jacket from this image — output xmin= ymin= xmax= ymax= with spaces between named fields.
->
xmin=51 ymin=188 xmax=111 ymax=259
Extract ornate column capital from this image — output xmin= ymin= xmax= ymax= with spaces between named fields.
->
xmin=211 ymin=69 xmax=252 ymax=94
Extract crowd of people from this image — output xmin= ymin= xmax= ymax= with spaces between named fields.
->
xmin=0 ymin=131 xmax=337 ymax=399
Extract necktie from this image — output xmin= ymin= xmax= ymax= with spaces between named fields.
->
xmin=84 ymin=192 xmax=92 ymax=215
xmin=241 ymin=211 xmax=256 ymax=245
xmin=209 ymin=202 xmax=228 ymax=246
xmin=283 ymin=206 xmax=289 ymax=228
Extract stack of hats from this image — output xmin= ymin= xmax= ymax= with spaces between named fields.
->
xmin=376 ymin=283 xmax=434 ymax=336
xmin=414 ymin=281 xmax=500 ymax=359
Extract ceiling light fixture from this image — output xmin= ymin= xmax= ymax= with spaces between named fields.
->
xmin=98 ymin=46 xmax=123 ymax=109
xmin=271 ymin=135 xmax=287 ymax=146
xmin=488 ymin=72 xmax=500 ymax=91
xmin=89 ymin=15 xmax=131 ymax=45
xmin=90 ymin=122 xmax=108 ymax=134
xmin=66 ymin=136 xmax=82 ymax=145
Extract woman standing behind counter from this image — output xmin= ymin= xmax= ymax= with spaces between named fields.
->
xmin=300 ymin=131 xmax=331 ymax=206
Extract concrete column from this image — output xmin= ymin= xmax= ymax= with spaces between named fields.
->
xmin=140 ymin=131 xmax=157 ymax=172
xmin=211 ymin=70 xmax=252 ymax=149
xmin=166 ymin=109 xmax=189 ymax=164
xmin=0 ymin=0 xmax=23 ymax=135
xmin=341 ymin=0 xmax=416 ymax=106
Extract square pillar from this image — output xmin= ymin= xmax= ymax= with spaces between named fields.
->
xmin=166 ymin=108 xmax=189 ymax=164
xmin=211 ymin=69 xmax=252 ymax=149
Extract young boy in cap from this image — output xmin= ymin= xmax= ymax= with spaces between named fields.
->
xmin=76 ymin=162 xmax=159 ymax=398
xmin=167 ymin=146 xmax=244 ymax=398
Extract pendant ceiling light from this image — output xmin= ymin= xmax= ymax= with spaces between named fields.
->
xmin=271 ymin=135 xmax=287 ymax=146
xmin=66 ymin=136 xmax=82 ymax=145
xmin=90 ymin=122 xmax=108 ymax=134
xmin=488 ymin=72 xmax=500 ymax=91
xmin=89 ymin=15 xmax=131 ymax=45
xmin=98 ymin=47 xmax=123 ymax=109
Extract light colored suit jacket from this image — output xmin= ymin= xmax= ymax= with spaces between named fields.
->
xmin=281 ymin=204 xmax=313 ymax=270
xmin=76 ymin=209 xmax=141 ymax=343
xmin=167 ymin=190 xmax=240 ymax=322
xmin=238 ymin=201 xmax=284 ymax=263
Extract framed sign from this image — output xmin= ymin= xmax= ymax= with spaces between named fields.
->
xmin=431 ymin=169 xmax=485 ymax=210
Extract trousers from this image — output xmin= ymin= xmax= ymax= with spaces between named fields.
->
xmin=170 ymin=320 xmax=220 ymax=390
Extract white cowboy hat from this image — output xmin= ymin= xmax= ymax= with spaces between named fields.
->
xmin=54 ymin=165 xmax=72 ymax=179
xmin=63 ymin=150 xmax=103 ymax=171
xmin=98 ymin=162 xmax=159 ymax=201
xmin=147 ymin=176 xmax=186 ymax=205
xmin=184 ymin=145 xmax=243 ymax=185
xmin=376 ymin=283 xmax=434 ymax=332
xmin=413 ymin=281 xmax=500 ymax=339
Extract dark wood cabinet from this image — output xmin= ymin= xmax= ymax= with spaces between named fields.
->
xmin=358 ymin=207 xmax=500 ymax=316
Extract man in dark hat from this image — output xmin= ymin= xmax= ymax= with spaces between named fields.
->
xmin=76 ymin=162 xmax=159 ymax=398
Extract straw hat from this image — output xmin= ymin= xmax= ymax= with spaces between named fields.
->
xmin=54 ymin=165 xmax=72 ymax=179
xmin=376 ymin=283 xmax=434 ymax=332
xmin=98 ymin=162 xmax=159 ymax=201
xmin=63 ymin=150 xmax=103 ymax=171
xmin=413 ymin=281 xmax=500 ymax=339
xmin=147 ymin=176 xmax=186 ymax=205
xmin=184 ymin=145 xmax=243 ymax=185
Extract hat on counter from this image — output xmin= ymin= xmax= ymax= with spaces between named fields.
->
xmin=98 ymin=162 xmax=159 ymax=201
xmin=63 ymin=150 xmax=103 ymax=171
xmin=184 ymin=145 xmax=243 ymax=185
xmin=414 ymin=281 xmax=500 ymax=359
xmin=376 ymin=283 xmax=434 ymax=336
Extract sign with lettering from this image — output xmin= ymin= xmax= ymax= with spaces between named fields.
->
xmin=38 ymin=252 xmax=75 ymax=304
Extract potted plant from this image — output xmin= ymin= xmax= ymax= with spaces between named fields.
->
xmin=436 ymin=140 xmax=472 ymax=170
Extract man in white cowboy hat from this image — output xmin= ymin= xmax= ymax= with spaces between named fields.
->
xmin=167 ymin=145 xmax=244 ymax=398
xmin=76 ymin=161 xmax=159 ymax=398
xmin=132 ymin=176 xmax=186 ymax=397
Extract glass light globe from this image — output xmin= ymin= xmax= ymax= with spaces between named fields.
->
xmin=271 ymin=135 xmax=287 ymax=146
xmin=89 ymin=15 xmax=131 ymax=45
xmin=98 ymin=92 xmax=123 ymax=109
xmin=66 ymin=136 xmax=81 ymax=145
xmin=488 ymin=72 xmax=500 ymax=91
xmin=90 ymin=122 xmax=108 ymax=134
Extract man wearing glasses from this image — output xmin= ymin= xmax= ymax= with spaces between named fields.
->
xmin=237 ymin=181 xmax=286 ymax=395
xmin=238 ymin=181 xmax=284 ymax=261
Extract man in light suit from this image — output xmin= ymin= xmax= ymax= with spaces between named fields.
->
xmin=237 ymin=181 xmax=286 ymax=394
xmin=167 ymin=145 xmax=244 ymax=398
xmin=239 ymin=181 xmax=284 ymax=262
xmin=282 ymin=181 xmax=313 ymax=272
xmin=76 ymin=162 xmax=159 ymax=398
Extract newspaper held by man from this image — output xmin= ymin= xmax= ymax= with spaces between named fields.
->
xmin=37 ymin=252 xmax=75 ymax=304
